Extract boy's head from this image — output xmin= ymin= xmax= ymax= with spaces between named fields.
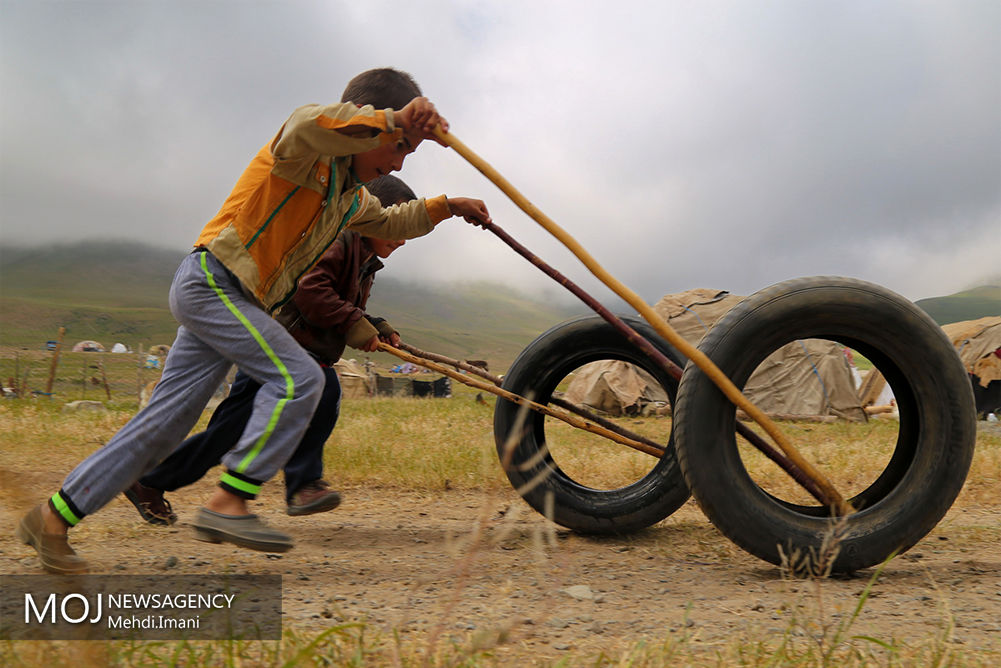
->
xmin=344 ymin=68 xmax=424 ymax=181
xmin=364 ymin=174 xmax=417 ymax=207
xmin=340 ymin=68 xmax=421 ymax=109
xmin=363 ymin=175 xmax=417 ymax=258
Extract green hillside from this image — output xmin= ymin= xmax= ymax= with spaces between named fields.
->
xmin=915 ymin=284 xmax=1001 ymax=325
xmin=0 ymin=241 xmax=585 ymax=371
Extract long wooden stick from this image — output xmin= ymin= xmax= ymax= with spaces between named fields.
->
xmin=451 ymin=222 xmax=831 ymax=506
xmin=396 ymin=341 xmax=671 ymax=457
xmin=377 ymin=342 xmax=663 ymax=457
xmin=435 ymin=127 xmax=850 ymax=515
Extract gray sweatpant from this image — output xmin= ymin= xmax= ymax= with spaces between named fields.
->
xmin=52 ymin=251 xmax=324 ymax=524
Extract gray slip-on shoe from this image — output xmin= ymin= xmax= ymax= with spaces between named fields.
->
xmin=192 ymin=508 xmax=293 ymax=553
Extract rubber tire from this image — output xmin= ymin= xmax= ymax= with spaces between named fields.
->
xmin=494 ymin=315 xmax=691 ymax=534
xmin=674 ymin=276 xmax=977 ymax=573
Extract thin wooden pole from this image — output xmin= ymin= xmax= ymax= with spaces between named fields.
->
xmin=402 ymin=225 xmax=830 ymax=507
xmin=377 ymin=342 xmax=663 ymax=457
xmin=396 ymin=341 xmax=670 ymax=457
xmin=99 ymin=356 xmax=111 ymax=400
xmin=435 ymin=127 xmax=850 ymax=515
xmin=44 ymin=326 xmax=66 ymax=396
xmin=137 ymin=343 xmax=144 ymax=407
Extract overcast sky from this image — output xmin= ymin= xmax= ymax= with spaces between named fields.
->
xmin=1 ymin=1 xmax=998 ymax=306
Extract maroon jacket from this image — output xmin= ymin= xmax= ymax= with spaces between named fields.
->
xmin=274 ymin=230 xmax=393 ymax=365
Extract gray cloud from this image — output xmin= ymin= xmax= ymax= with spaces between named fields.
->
xmin=1 ymin=0 xmax=998 ymax=305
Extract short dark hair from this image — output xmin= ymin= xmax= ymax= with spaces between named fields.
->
xmin=365 ymin=175 xmax=417 ymax=205
xmin=341 ymin=68 xmax=422 ymax=110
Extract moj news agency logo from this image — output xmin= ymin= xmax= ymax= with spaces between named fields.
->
xmin=0 ymin=574 xmax=281 ymax=641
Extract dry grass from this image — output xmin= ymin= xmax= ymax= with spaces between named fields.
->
xmin=2 ymin=383 xmax=997 ymax=505
xmin=2 ymin=386 xmax=999 ymax=667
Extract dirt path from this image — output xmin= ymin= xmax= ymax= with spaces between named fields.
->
xmin=2 ymin=451 xmax=1000 ymax=663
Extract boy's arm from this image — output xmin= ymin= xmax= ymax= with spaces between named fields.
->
xmin=347 ymin=194 xmax=491 ymax=240
xmin=273 ymin=103 xmax=402 ymax=161
xmin=366 ymin=316 xmax=401 ymax=347
xmin=350 ymin=316 xmax=400 ymax=353
xmin=275 ymin=96 xmax=448 ymax=162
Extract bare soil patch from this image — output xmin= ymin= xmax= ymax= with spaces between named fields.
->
xmin=1 ymin=432 xmax=1000 ymax=663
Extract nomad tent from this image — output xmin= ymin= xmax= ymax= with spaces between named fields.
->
xmin=941 ymin=316 xmax=1001 ymax=416
xmin=858 ymin=316 xmax=1001 ymax=418
xmin=71 ymin=340 xmax=105 ymax=352
xmin=651 ymin=288 xmax=865 ymax=420
xmin=564 ymin=360 xmax=668 ymax=416
xmin=333 ymin=358 xmax=373 ymax=399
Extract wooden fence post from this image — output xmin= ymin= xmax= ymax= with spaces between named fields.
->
xmin=137 ymin=343 xmax=144 ymax=407
xmin=44 ymin=326 xmax=66 ymax=396
xmin=99 ymin=356 xmax=111 ymax=400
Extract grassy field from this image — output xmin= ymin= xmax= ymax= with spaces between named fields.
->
xmin=1 ymin=367 xmax=999 ymax=665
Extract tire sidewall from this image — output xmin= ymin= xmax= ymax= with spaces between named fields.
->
xmin=675 ymin=277 xmax=976 ymax=571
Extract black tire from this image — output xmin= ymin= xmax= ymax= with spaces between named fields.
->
xmin=494 ymin=315 xmax=690 ymax=534
xmin=674 ymin=276 xmax=977 ymax=573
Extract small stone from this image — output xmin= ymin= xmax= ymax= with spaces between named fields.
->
xmin=62 ymin=400 xmax=106 ymax=412
xmin=561 ymin=585 xmax=594 ymax=601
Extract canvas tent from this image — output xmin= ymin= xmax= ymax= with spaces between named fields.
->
xmin=649 ymin=288 xmax=865 ymax=420
xmin=564 ymin=361 xmax=668 ymax=416
xmin=333 ymin=358 xmax=373 ymax=399
xmin=942 ymin=316 xmax=1001 ymax=416
xmin=72 ymin=340 xmax=105 ymax=352
xmin=942 ymin=317 xmax=1001 ymax=386
xmin=858 ymin=316 xmax=1001 ymax=418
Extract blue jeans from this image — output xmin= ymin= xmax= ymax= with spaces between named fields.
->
xmin=141 ymin=365 xmax=341 ymax=502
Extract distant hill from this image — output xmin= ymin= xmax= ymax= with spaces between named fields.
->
xmin=0 ymin=241 xmax=585 ymax=371
xmin=915 ymin=284 xmax=1001 ymax=325
xmin=9 ymin=241 xmax=995 ymax=371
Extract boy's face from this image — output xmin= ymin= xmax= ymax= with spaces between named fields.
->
xmin=367 ymin=237 xmax=405 ymax=259
xmin=353 ymin=132 xmax=421 ymax=181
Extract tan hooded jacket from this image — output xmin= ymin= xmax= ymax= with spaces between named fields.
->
xmin=194 ymin=102 xmax=449 ymax=311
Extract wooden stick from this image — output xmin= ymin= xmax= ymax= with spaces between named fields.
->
xmin=457 ymin=221 xmax=830 ymax=506
xmin=396 ymin=342 xmax=499 ymax=385
xmin=435 ymin=127 xmax=850 ymax=515
xmin=396 ymin=341 xmax=670 ymax=456
xmin=377 ymin=342 xmax=664 ymax=457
